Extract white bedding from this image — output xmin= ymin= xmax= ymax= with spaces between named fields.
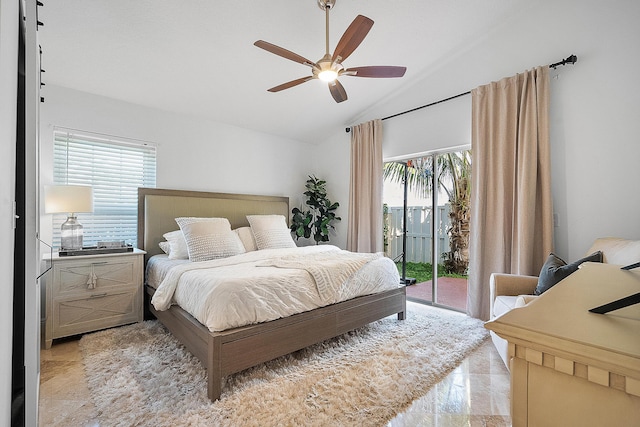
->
xmin=149 ymin=245 xmax=400 ymax=332
xmin=145 ymin=255 xmax=189 ymax=289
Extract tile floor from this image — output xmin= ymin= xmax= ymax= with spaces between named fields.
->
xmin=38 ymin=302 xmax=511 ymax=426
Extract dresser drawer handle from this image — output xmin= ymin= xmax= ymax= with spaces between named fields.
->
xmin=92 ymin=261 xmax=108 ymax=265
xmin=89 ymin=293 xmax=108 ymax=299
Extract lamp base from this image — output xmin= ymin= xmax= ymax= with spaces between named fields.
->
xmin=60 ymin=216 xmax=83 ymax=250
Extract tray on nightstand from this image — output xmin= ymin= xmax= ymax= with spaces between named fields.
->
xmin=58 ymin=244 xmax=134 ymax=256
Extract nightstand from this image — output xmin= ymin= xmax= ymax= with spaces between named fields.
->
xmin=43 ymin=248 xmax=146 ymax=349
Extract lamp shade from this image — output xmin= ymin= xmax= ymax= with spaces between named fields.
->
xmin=44 ymin=185 xmax=94 ymax=214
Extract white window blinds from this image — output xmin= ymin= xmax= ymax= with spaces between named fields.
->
xmin=52 ymin=129 xmax=157 ymax=247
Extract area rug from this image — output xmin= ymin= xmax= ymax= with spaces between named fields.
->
xmin=80 ymin=308 xmax=488 ymax=427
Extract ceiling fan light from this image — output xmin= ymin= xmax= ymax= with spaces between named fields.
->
xmin=318 ymin=69 xmax=338 ymax=82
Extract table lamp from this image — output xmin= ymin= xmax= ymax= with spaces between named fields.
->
xmin=44 ymin=185 xmax=94 ymax=250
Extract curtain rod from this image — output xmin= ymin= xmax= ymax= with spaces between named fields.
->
xmin=345 ymin=54 xmax=577 ymax=132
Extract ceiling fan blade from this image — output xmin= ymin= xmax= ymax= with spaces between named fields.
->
xmin=343 ymin=66 xmax=407 ymax=78
xmin=267 ymin=76 xmax=314 ymax=92
xmin=328 ymin=80 xmax=347 ymax=103
xmin=331 ymin=15 xmax=374 ymax=63
xmin=254 ymin=40 xmax=317 ymax=68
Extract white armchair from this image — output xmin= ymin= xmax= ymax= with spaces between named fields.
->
xmin=489 ymin=273 xmax=539 ymax=368
xmin=489 ymin=237 xmax=640 ymax=369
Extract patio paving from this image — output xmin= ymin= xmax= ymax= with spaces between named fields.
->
xmin=404 ymin=276 xmax=468 ymax=311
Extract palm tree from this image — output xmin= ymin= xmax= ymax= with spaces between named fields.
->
xmin=383 ymin=150 xmax=471 ymax=274
xmin=440 ymin=151 xmax=471 ymax=274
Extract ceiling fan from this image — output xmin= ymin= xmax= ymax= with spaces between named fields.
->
xmin=254 ymin=0 xmax=407 ymax=103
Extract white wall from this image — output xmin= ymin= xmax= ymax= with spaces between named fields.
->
xmin=39 ymin=85 xmax=315 ymax=245
xmin=382 ymin=95 xmax=471 ymax=160
xmin=312 ymin=130 xmax=351 ymax=249
xmin=318 ymin=0 xmax=640 ymax=261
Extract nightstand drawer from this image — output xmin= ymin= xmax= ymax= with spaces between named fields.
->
xmin=52 ymin=288 xmax=141 ymax=339
xmin=53 ymin=257 xmax=140 ymax=296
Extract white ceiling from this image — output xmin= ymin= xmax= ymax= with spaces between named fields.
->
xmin=39 ymin=0 xmax=527 ymax=144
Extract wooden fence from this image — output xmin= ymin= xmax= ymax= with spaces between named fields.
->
xmin=384 ymin=205 xmax=451 ymax=263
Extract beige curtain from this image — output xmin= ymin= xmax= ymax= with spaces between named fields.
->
xmin=467 ymin=66 xmax=554 ymax=320
xmin=347 ymin=119 xmax=383 ymax=253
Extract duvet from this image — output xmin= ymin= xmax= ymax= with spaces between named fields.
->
xmin=149 ymin=245 xmax=400 ymax=332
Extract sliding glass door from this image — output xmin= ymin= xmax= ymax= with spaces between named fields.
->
xmin=383 ymin=149 xmax=470 ymax=312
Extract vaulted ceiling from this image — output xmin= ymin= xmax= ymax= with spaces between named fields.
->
xmin=39 ymin=0 xmax=527 ymax=144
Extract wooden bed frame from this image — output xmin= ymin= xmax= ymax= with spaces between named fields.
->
xmin=137 ymin=187 xmax=406 ymax=401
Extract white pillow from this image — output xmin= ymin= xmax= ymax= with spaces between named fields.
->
xmin=586 ymin=237 xmax=640 ymax=266
xmin=246 ymin=214 xmax=296 ymax=250
xmin=234 ymin=226 xmax=258 ymax=252
xmin=158 ymin=241 xmax=170 ymax=254
xmin=163 ymin=230 xmax=189 ymax=260
xmin=175 ymin=217 xmax=245 ymax=262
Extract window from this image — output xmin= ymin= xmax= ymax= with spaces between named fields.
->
xmin=52 ymin=129 xmax=157 ymax=247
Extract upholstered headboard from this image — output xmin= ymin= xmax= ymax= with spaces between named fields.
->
xmin=137 ymin=188 xmax=289 ymax=262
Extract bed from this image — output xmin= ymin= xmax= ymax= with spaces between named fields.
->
xmin=137 ymin=187 xmax=406 ymax=401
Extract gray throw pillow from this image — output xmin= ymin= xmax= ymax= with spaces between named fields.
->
xmin=535 ymin=251 xmax=603 ymax=295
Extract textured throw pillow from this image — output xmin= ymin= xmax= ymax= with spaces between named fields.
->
xmin=175 ymin=217 xmax=245 ymax=262
xmin=535 ymin=251 xmax=603 ymax=295
xmin=234 ymin=226 xmax=258 ymax=252
xmin=246 ymin=214 xmax=296 ymax=250
xmin=158 ymin=241 xmax=170 ymax=254
xmin=163 ymin=230 xmax=189 ymax=260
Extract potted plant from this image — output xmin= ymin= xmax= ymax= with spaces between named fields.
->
xmin=291 ymin=175 xmax=341 ymax=244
